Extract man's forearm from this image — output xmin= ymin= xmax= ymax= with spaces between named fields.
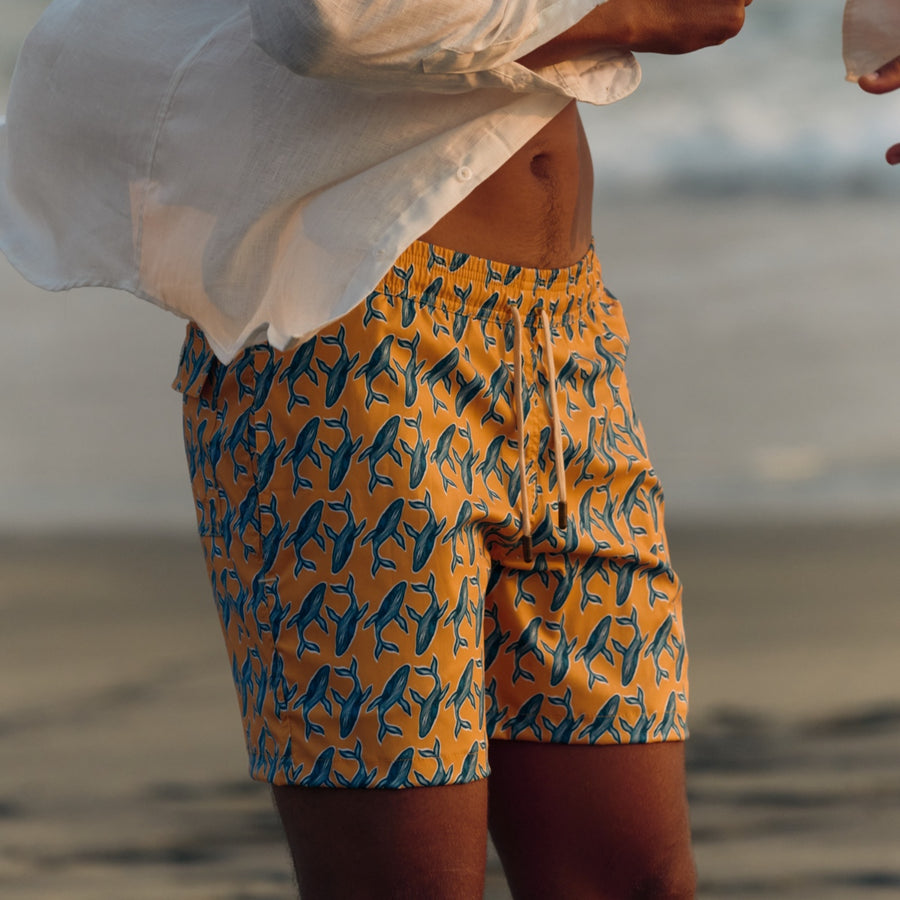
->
xmin=518 ymin=0 xmax=750 ymax=69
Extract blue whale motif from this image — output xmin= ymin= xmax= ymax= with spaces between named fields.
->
xmin=543 ymin=687 xmax=585 ymax=742
xmin=301 ymin=746 xmax=337 ymax=787
xmin=364 ymin=581 xmax=409 ymax=659
xmin=459 ymin=740 xmax=484 ymax=782
xmin=403 ymin=494 xmax=447 ymax=573
xmin=422 ymin=347 xmax=459 ymax=413
xmin=481 ymin=362 xmax=510 ymax=425
xmin=612 ymin=607 xmax=646 ymax=687
xmin=376 ymin=747 xmax=416 ymax=788
xmin=406 ymin=574 xmax=449 ymax=656
xmin=254 ymin=496 xmax=290 ymax=583
xmin=653 ymin=691 xmax=682 ymax=741
xmin=285 ymin=582 xmax=329 ymax=659
xmin=358 ymin=414 xmax=402 ymax=492
xmin=323 ymin=491 xmax=367 ymax=574
xmin=442 ymin=499 xmax=475 ymax=572
xmin=249 ymin=351 xmax=284 ymax=413
xmin=578 ymin=694 xmax=622 ymax=744
xmin=611 ymin=555 xmax=644 ymax=608
xmin=336 ymin=738 xmax=378 ymax=788
xmin=575 ymin=614 xmax=613 ymax=689
xmin=622 ymin=687 xmax=657 ymax=742
xmin=223 ymin=404 xmax=254 ymax=482
xmin=444 ymin=576 xmax=478 ymax=655
xmin=281 ymin=416 xmax=322 ymax=493
xmin=254 ymin=412 xmax=287 ymax=494
xmin=429 ymin=424 xmax=458 ymax=490
xmin=327 ymin=575 xmax=370 ymax=656
xmin=451 ymin=426 xmax=481 ymax=494
xmin=505 ymin=616 xmax=546 ymax=684
xmin=361 ymin=497 xmax=407 ymax=576
xmin=283 ymin=498 xmax=326 ymax=576
xmin=277 ymin=334 xmax=319 ymax=411
xmin=399 ymin=409 xmax=430 ymax=490
xmin=367 ymin=664 xmax=412 ymax=742
xmin=316 ymin=325 xmax=361 ymax=407
xmin=411 ymin=655 xmax=451 ymax=739
xmin=444 ymin=657 xmax=478 ymax=738
xmin=541 ymin=616 xmax=578 ymax=687
xmin=455 ymin=367 xmax=486 ymax=416
xmin=550 ymin=555 xmax=580 ymax=614
xmin=483 ymin=605 xmax=511 ymax=671
xmin=475 ymin=434 xmax=506 ymax=501
xmin=484 ymin=677 xmax=509 ymax=734
xmin=397 ymin=331 xmax=426 ymax=407
xmin=319 ymin=408 xmax=364 ymax=492
xmin=354 ymin=334 xmax=398 ymax=409
xmin=643 ymin=613 xmax=676 ymax=685
xmin=619 ymin=470 xmax=649 ymax=534
xmin=331 ymin=658 xmax=374 ymax=740
xmin=417 ymin=737 xmax=455 ymax=786
xmin=292 ymin=663 xmax=333 ymax=739
xmin=502 ymin=692 xmax=544 ymax=739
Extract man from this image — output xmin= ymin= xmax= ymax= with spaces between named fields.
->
xmin=246 ymin=3 xmax=750 ymax=898
xmin=0 ymin=1 xmax=751 ymax=897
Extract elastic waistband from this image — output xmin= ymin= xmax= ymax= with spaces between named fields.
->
xmin=376 ymin=240 xmax=604 ymax=326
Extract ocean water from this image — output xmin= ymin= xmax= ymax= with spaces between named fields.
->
xmin=4 ymin=0 xmax=900 ymax=192
xmin=584 ymin=0 xmax=900 ymax=196
xmin=2 ymin=0 xmax=899 ymax=529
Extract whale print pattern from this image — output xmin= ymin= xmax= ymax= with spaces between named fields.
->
xmin=174 ymin=240 xmax=688 ymax=788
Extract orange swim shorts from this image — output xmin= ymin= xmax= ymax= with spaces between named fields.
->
xmin=173 ymin=240 xmax=688 ymax=788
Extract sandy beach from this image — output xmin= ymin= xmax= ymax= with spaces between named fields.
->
xmin=3 ymin=521 xmax=899 ymax=899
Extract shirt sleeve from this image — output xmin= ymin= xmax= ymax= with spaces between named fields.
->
xmin=248 ymin=0 xmax=611 ymax=95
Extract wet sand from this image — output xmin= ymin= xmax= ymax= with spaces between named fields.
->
xmin=2 ymin=521 xmax=899 ymax=898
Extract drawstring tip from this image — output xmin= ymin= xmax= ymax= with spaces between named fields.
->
xmin=521 ymin=536 xmax=533 ymax=563
xmin=557 ymin=502 xmax=568 ymax=531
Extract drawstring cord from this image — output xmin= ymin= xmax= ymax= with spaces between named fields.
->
xmin=511 ymin=307 xmax=533 ymax=563
xmin=540 ymin=309 xmax=568 ymax=531
xmin=510 ymin=305 xmax=570 ymax=563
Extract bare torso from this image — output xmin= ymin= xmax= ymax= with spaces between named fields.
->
xmin=420 ymin=101 xmax=593 ymax=268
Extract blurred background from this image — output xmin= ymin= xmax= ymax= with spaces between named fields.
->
xmin=2 ymin=1 xmax=899 ymax=898
xmin=2 ymin=0 xmax=900 ymax=530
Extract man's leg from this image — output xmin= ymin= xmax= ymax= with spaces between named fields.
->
xmin=272 ymin=780 xmax=489 ymax=899
xmin=488 ymin=740 xmax=695 ymax=900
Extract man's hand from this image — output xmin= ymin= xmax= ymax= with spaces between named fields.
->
xmin=519 ymin=0 xmax=752 ymax=70
xmin=858 ymin=55 xmax=900 ymax=165
xmin=598 ymin=0 xmax=754 ymax=56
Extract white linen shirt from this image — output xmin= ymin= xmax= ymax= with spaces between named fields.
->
xmin=0 ymin=0 xmax=640 ymax=362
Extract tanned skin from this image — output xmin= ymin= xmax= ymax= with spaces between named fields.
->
xmin=274 ymin=2 xmax=752 ymax=898
xmin=424 ymin=0 xmax=753 ymax=267
xmin=858 ymin=55 xmax=900 ymax=165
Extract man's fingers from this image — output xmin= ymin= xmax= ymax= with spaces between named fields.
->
xmin=859 ymin=55 xmax=900 ymax=94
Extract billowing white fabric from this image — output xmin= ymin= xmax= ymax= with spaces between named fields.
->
xmin=0 ymin=0 xmax=640 ymax=362
xmin=844 ymin=0 xmax=900 ymax=81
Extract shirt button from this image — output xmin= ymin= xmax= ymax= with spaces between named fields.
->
xmin=456 ymin=166 xmax=473 ymax=182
